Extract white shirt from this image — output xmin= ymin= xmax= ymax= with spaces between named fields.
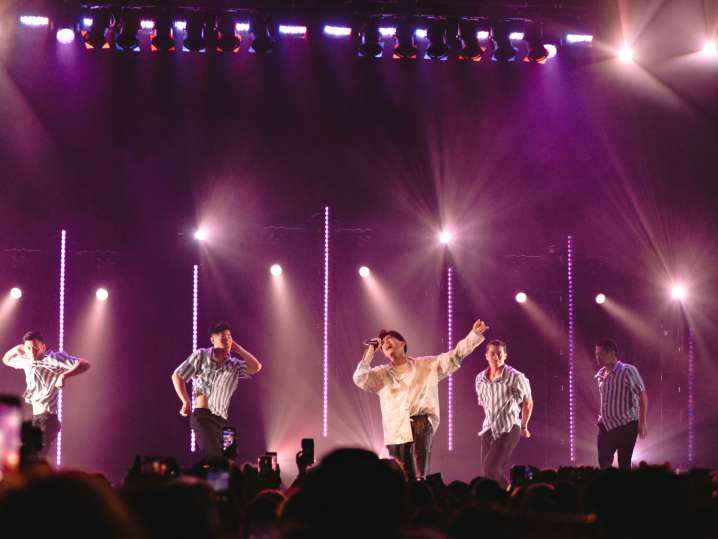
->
xmin=5 ymin=351 xmax=79 ymax=415
xmin=353 ymin=330 xmax=484 ymax=445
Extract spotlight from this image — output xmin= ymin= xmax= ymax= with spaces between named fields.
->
xmin=235 ymin=22 xmax=250 ymax=33
xmin=279 ymin=24 xmax=307 ymax=36
xmin=415 ymin=29 xmax=428 ymax=39
xmin=425 ymin=20 xmax=448 ymax=60
xmin=357 ymin=21 xmax=383 ymax=58
xmin=595 ymin=293 xmax=606 ymax=304
xmin=183 ymin=12 xmax=207 ymax=52
xmin=174 ymin=20 xmax=187 ymax=32
xmin=56 ymin=27 xmax=76 ymax=45
xmin=151 ymin=12 xmax=175 ymax=51
xmin=477 ymin=30 xmax=490 ymax=40
xmin=96 ymin=288 xmax=109 ymax=301
xmin=515 ymin=292 xmax=527 ymax=303
xmin=703 ymin=41 xmax=717 ymax=54
xmin=140 ymin=19 xmax=155 ymax=31
xmin=115 ymin=9 xmax=141 ymax=51
xmin=524 ymin=22 xmax=549 ymax=63
xmin=393 ymin=20 xmax=417 ymax=59
xmin=193 ymin=228 xmax=208 ymax=241
xmin=19 ymin=16 xmax=50 ymax=27
xmin=458 ymin=20 xmax=483 ymax=61
xmin=618 ymin=45 xmax=634 ymax=62
xmin=565 ymin=33 xmax=593 ymax=44
xmin=82 ymin=18 xmax=93 ymax=28
xmin=438 ymin=230 xmax=453 ymax=245
xmin=359 ymin=266 xmax=371 ymax=278
xmin=82 ymin=10 xmax=111 ymax=49
xmin=670 ymin=284 xmax=686 ymax=301
xmin=250 ymin=17 xmax=275 ymax=54
xmin=10 ymin=287 xmax=22 ymax=300
xmin=492 ymin=20 xmax=517 ymax=62
xmin=379 ymin=26 xmax=397 ymax=38
xmin=270 ymin=264 xmax=283 ymax=276
xmin=216 ymin=14 xmax=240 ymax=52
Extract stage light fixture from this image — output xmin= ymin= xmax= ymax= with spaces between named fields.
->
xmin=183 ymin=12 xmax=207 ymax=52
xmin=458 ymin=20 xmax=483 ymax=61
xmin=438 ymin=230 xmax=453 ymax=245
xmin=524 ymin=22 xmax=549 ymax=63
xmin=359 ymin=266 xmax=371 ymax=278
xmin=235 ymin=22 xmax=250 ymax=33
xmin=515 ymin=292 xmax=527 ymax=303
xmin=56 ymin=27 xmax=76 ymax=44
xmin=193 ymin=228 xmax=208 ymax=241
xmin=566 ymin=33 xmax=593 ymax=44
xmin=10 ymin=287 xmax=22 ymax=299
xmin=270 ymin=264 xmax=283 ymax=276
xmin=82 ymin=10 xmax=111 ymax=49
xmin=96 ymin=288 xmax=109 ymax=301
xmin=670 ymin=284 xmax=686 ymax=301
xmin=20 ymin=16 xmax=49 ymax=27
xmin=379 ymin=26 xmax=397 ymax=38
xmin=358 ymin=21 xmax=383 ymax=58
xmin=703 ymin=41 xmax=717 ymax=54
xmin=393 ymin=20 xmax=417 ymax=59
xmin=618 ymin=45 xmax=634 ymax=62
xmin=425 ymin=20 xmax=448 ymax=60
xmin=250 ymin=17 xmax=275 ymax=54
xmin=216 ymin=14 xmax=240 ymax=52
xmin=595 ymin=293 xmax=606 ymax=304
xmin=151 ymin=12 xmax=175 ymax=51
xmin=492 ymin=20 xmax=517 ymax=62
xmin=324 ymin=25 xmax=352 ymax=37
xmin=115 ymin=9 xmax=141 ymax=51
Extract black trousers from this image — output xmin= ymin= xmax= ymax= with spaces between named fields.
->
xmin=32 ymin=412 xmax=61 ymax=460
xmin=480 ymin=425 xmax=521 ymax=490
xmin=598 ymin=420 xmax=638 ymax=470
xmin=387 ymin=415 xmax=434 ymax=480
xmin=190 ymin=408 xmax=226 ymax=460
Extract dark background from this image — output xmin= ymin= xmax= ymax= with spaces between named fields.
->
xmin=1 ymin=0 xmax=717 ymax=482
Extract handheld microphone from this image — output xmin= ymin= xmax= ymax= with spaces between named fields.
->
xmin=364 ymin=338 xmax=381 ymax=348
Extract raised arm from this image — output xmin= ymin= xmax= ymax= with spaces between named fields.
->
xmin=353 ymin=342 xmax=386 ymax=393
xmin=436 ymin=319 xmax=489 ymax=379
xmin=231 ymin=342 xmax=262 ymax=374
xmin=2 ymin=345 xmax=26 ymax=368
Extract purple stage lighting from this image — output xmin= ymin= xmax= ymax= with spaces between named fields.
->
xmin=279 ymin=25 xmax=307 ymax=36
xmin=358 ymin=266 xmax=370 ymax=278
xmin=415 ymin=29 xmax=427 ymax=39
xmin=447 ymin=267 xmax=454 ymax=451
xmin=20 ymin=16 xmax=50 ymax=27
xmin=270 ymin=264 xmax=283 ymax=276
xmin=57 ymin=230 xmax=67 ymax=467
xmin=477 ymin=31 xmax=490 ymax=40
xmin=595 ymin=293 xmax=606 ymax=304
xmin=10 ymin=287 xmax=22 ymax=300
xmin=439 ymin=230 xmax=453 ymax=245
xmin=324 ymin=25 xmax=352 ymax=37
xmin=82 ymin=18 xmax=93 ymax=28
xmin=567 ymin=235 xmax=576 ymax=463
xmin=515 ymin=292 xmax=527 ymax=303
xmin=235 ymin=22 xmax=250 ymax=33
xmin=56 ymin=28 xmax=76 ymax=44
xmin=703 ymin=41 xmax=717 ymax=54
xmin=96 ymin=288 xmax=109 ymax=301
xmin=618 ymin=46 xmax=635 ymax=62
xmin=545 ymin=44 xmax=558 ymax=59
xmin=174 ymin=21 xmax=187 ymax=32
xmin=509 ymin=32 xmax=524 ymax=41
xmin=193 ymin=228 xmax=208 ymax=241
xmin=323 ymin=207 xmax=330 ymax=438
xmin=566 ymin=34 xmax=593 ymax=44
xmin=687 ymin=327 xmax=694 ymax=464
xmin=379 ymin=27 xmax=396 ymax=38
xmin=140 ymin=20 xmax=155 ymax=31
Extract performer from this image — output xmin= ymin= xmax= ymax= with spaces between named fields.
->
xmin=2 ymin=331 xmax=90 ymax=459
xmin=594 ymin=339 xmax=647 ymax=469
xmin=354 ymin=319 xmax=489 ymax=480
xmin=172 ymin=322 xmax=262 ymax=460
xmin=475 ymin=339 xmax=533 ymax=489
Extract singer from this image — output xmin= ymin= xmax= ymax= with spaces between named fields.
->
xmin=353 ymin=320 xmax=489 ymax=480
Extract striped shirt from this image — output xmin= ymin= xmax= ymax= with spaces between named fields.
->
xmin=5 ymin=351 xmax=79 ymax=414
xmin=475 ymin=365 xmax=532 ymax=439
xmin=354 ymin=330 xmax=485 ymax=445
xmin=174 ymin=348 xmax=252 ymax=420
xmin=595 ymin=361 xmax=645 ymax=431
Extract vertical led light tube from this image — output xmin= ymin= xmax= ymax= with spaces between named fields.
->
xmin=687 ymin=326 xmax=694 ymax=465
xmin=567 ymin=235 xmax=576 ymax=463
xmin=190 ymin=264 xmax=199 ymax=452
xmin=323 ymin=207 xmax=330 ymax=437
xmin=447 ymin=266 xmax=454 ymax=451
xmin=56 ymin=230 xmax=67 ymax=467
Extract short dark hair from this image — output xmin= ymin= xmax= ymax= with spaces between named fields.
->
xmin=22 ymin=331 xmax=45 ymax=343
xmin=210 ymin=323 xmax=231 ymax=336
xmin=595 ymin=339 xmax=618 ymax=355
xmin=487 ymin=339 xmax=507 ymax=353
xmin=378 ymin=329 xmax=407 ymax=353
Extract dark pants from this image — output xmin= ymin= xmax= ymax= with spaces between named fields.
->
xmin=598 ymin=420 xmax=638 ymax=470
xmin=190 ymin=408 xmax=226 ymax=460
xmin=387 ymin=415 xmax=434 ymax=480
xmin=32 ymin=412 xmax=61 ymax=460
xmin=480 ymin=425 xmax=521 ymax=490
